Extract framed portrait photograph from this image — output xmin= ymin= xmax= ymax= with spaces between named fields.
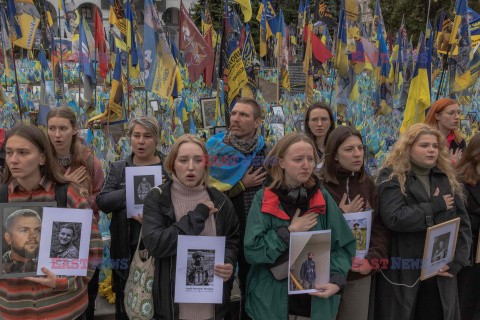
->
xmin=288 ymin=230 xmax=331 ymax=295
xmin=125 ymin=166 xmax=163 ymax=218
xmin=421 ymin=218 xmax=460 ymax=280
xmin=343 ymin=211 xmax=373 ymax=259
xmin=37 ymin=207 xmax=93 ymax=277
xmin=201 ymin=98 xmax=217 ymax=128
xmin=0 ymin=202 xmax=55 ymax=279
xmin=175 ymin=235 xmax=225 ymax=304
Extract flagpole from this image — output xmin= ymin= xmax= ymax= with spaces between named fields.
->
xmin=276 ymin=36 xmax=281 ymax=105
xmin=12 ymin=50 xmax=22 ymax=120
xmin=436 ymin=47 xmax=451 ymax=100
xmin=127 ymin=53 xmax=130 ymax=115
xmin=57 ymin=8 xmax=65 ymax=102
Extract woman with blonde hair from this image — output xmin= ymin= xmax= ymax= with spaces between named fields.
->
xmin=455 ymin=133 xmax=480 ymax=319
xmin=142 ymin=134 xmax=240 ymax=320
xmin=375 ymin=123 xmax=471 ymax=320
xmin=244 ymin=132 xmax=355 ymax=320
xmin=424 ymin=98 xmax=465 ymax=164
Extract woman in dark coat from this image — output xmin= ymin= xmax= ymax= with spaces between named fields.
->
xmin=456 ymin=133 xmax=480 ymax=320
xmin=376 ymin=123 xmax=471 ymax=320
xmin=321 ymin=126 xmax=390 ymax=320
xmin=96 ymin=117 xmax=164 ymax=319
xmin=142 ymin=134 xmax=240 ymax=320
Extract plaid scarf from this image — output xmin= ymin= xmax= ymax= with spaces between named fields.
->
xmin=223 ymin=128 xmax=261 ymax=154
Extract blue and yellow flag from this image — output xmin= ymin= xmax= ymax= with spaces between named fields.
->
xmin=109 ymin=0 xmax=126 ymax=35
xmin=335 ymin=9 xmax=349 ymax=78
xmin=257 ymin=0 xmax=279 ymax=38
xmin=144 ymin=0 xmax=177 ymax=99
xmin=242 ymin=23 xmax=256 ymax=97
xmin=373 ymin=0 xmax=386 ymax=40
xmin=233 ymin=0 xmax=252 ymax=23
xmin=125 ymin=0 xmax=137 ymax=67
xmin=6 ymin=0 xmax=21 ymax=41
xmin=400 ymin=33 xmax=430 ymax=133
xmin=12 ymin=0 xmax=40 ymax=50
xmin=374 ymin=21 xmax=392 ymax=116
xmin=278 ymin=9 xmax=290 ymax=91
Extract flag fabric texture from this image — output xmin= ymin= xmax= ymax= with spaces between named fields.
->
xmin=95 ymin=7 xmax=108 ymax=79
xmin=400 ymin=33 xmax=431 ymax=133
xmin=179 ymin=1 xmax=214 ymax=83
xmin=335 ymin=9 xmax=349 ymax=78
xmin=304 ymin=22 xmax=314 ymax=106
xmin=233 ymin=0 xmax=252 ymax=22
xmin=109 ymin=0 xmax=126 ymax=35
xmin=12 ymin=0 xmax=41 ymax=50
xmin=374 ymin=21 xmax=392 ymax=116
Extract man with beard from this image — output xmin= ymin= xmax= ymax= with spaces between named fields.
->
xmin=206 ymin=98 xmax=271 ymax=319
xmin=2 ymin=209 xmax=41 ymax=274
xmin=50 ymin=224 xmax=79 ymax=259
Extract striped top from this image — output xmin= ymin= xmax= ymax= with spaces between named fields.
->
xmin=0 ymin=176 xmax=104 ymax=320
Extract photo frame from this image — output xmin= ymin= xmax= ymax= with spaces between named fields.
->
xmin=0 ymin=202 xmax=55 ymax=279
xmin=343 ymin=211 xmax=373 ymax=259
xmin=271 ymin=123 xmax=285 ymax=140
xmin=421 ymin=218 xmax=460 ymax=280
xmin=214 ymin=126 xmax=227 ymax=135
xmin=150 ymin=100 xmax=159 ymax=112
xmin=201 ymin=98 xmax=217 ymax=129
xmin=175 ymin=235 xmax=225 ymax=303
xmin=37 ymin=207 xmax=93 ymax=277
xmin=272 ymin=106 xmax=285 ymax=123
xmin=288 ymin=230 xmax=331 ymax=294
xmin=125 ymin=166 xmax=163 ymax=218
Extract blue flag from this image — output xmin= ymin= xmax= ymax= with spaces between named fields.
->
xmin=79 ymin=16 xmax=95 ymax=80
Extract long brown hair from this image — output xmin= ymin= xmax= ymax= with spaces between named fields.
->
xmin=3 ymin=124 xmax=66 ymax=184
xmin=322 ymin=126 xmax=367 ymax=185
xmin=456 ymin=133 xmax=480 ymax=186
xmin=265 ymin=133 xmax=319 ymax=189
xmin=378 ymin=123 xmax=463 ymax=197
xmin=46 ymin=106 xmax=93 ymax=192
xmin=304 ymin=102 xmax=335 ymax=150
xmin=424 ymin=98 xmax=462 ymax=143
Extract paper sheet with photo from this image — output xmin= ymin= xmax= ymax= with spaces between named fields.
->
xmin=125 ymin=166 xmax=162 ymax=218
xmin=175 ymin=235 xmax=225 ymax=303
xmin=288 ymin=230 xmax=331 ymax=295
xmin=343 ymin=211 xmax=372 ymax=259
xmin=37 ymin=207 xmax=93 ymax=277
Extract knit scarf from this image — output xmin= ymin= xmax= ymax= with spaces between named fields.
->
xmin=223 ymin=127 xmax=261 ymax=154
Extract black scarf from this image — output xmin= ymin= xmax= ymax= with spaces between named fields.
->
xmin=272 ymin=179 xmax=320 ymax=218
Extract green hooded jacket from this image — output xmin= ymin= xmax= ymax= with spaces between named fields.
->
xmin=244 ymin=187 xmax=356 ymax=320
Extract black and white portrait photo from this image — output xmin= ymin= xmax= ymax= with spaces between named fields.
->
xmin=186 ymin=249 xmax=215 ymax=287
xmin=134 ymin=175 xmax=154 ymax=205
xmin=49 ymin=222 xmax=82 ymax=259
xmin=431 ymin=233 xmax=451 ymax=264
xmin=1 ymin=207 xmax=43 ymax=277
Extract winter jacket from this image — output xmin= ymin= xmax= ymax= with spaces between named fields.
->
xmin=244 ymin=186 xmax=356 ymax=320
xmin=142 ymin=180 xmax=240 ymax=320
xmin=322 ymin=170 xmax=390 ymax=281
xmin=96 ymin=153 xmax=162 ymax=293
xmin=375 ymin=167 xmax=472 ymax=320
xmin=463 ymin=182 xmax=480 ymax=261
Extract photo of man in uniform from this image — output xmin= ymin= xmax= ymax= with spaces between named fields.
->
xmin=50 ymin=222 xmax=80 ymax=259
xmin=2 ymin=209 xmax=41 ymax=275
xmin=300 ymin=252 xmax=316 ymax=289
xmin=186 ymin=250 xmax=214 ymax=286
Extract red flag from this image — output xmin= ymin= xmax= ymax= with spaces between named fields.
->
xmin=179 ymin=1 xmax=214 ymax=83
xmin=304 ymin=25 xmax=332 ymax=63
xmin=95 ymin=7 xmax=108 ymax=79
xmin=203 ymin=29 xmax=214 ymax=87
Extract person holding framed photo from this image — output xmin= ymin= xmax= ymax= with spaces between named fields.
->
xmin=424 ymin=98 xmax=466 ymax=165
xmin=304 ymin=102 xmax=335 ymax=167
xmin=456 ymin=133 xmax=480 ymax=320
xmin=96 ymin=116 xmax=165 ymax=320
xmin=0 ymin=124 xmax=103 ymax=320
xmin=141 ymin=134 xmax=240 ymax=320
xmin=244 ymin=133 xmax=356 ymax=320
xmin=376 ymin=123 xmax=471 ymax=320
xmin=46 ymin=106 xmax=105 ymax=319
xmin=320 ymin=126 xmax=390 ymax=320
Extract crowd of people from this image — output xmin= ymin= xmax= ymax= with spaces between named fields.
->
xmin=0 ymin=97 xmax=477 ymax=320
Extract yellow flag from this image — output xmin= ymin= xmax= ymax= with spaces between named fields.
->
xmin=233 ymin=0 xmax=252 ymax=22
xmin=13 ymin=12 xmax=40 ymax=50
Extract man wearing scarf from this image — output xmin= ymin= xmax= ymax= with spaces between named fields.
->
xmin=206 ymin=98 xmax=271 ymax=320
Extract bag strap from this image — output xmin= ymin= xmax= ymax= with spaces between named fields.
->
xmin=55 ymin=183 xmax=69 ymax=208
xmin=136 ymin=228 xmax=143 ymax=252
xmin=0 ymin=184 xmax=8 ymax=203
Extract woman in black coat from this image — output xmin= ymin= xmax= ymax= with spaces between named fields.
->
xmin=142 ymin=134 xmax=240 ymax=320
xmin=375 ymin=123 xmax=471 ymax=320
xmin=456 ymin=133 xmax=480 ymax=320
xmin=96 ymin=117 xmax=164 ymax=319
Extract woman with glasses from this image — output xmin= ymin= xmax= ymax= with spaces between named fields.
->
xmin=304 ymin=103 xmax=335 ymax=166
xmin=424 ymin=98 xmax=465 ymax=165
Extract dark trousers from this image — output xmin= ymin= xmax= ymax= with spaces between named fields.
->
xmin=86 ymin=268 xmax=100 ymax=320
xmin=458 ymin=263 xmax=480 ymax=320
xmin=238 ymin=248 xmax=252 ymax=320
xmin=412 ymin=276 xmax=444 ymax=320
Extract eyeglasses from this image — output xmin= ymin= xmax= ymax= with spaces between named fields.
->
xmin=443 ymin=110 xmax=461 ymax=116
xmin=309 ymin=117 xmax=330 ymax=123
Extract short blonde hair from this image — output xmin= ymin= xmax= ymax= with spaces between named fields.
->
xmin=265 ymin=132 xmax=319 ymax=189
xmin=164 ymin=134 xmax=210 ymax=187
xmin=128 ymin=117 xmax=160 ymax=145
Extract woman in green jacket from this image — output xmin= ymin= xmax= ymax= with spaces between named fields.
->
xmin=244 ymin=132 xmax=356 ymax=320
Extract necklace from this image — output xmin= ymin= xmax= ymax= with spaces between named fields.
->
xmin=57 ymin=155 xmax=71 ymax=168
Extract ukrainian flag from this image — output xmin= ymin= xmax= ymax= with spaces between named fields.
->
xmin=335 ymin=9 xmax=348 ymax=78
xmin=400 ymin=33 xmax=430 ymax=133
xmin=374 ymin=21 xmax=391 ymax=116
